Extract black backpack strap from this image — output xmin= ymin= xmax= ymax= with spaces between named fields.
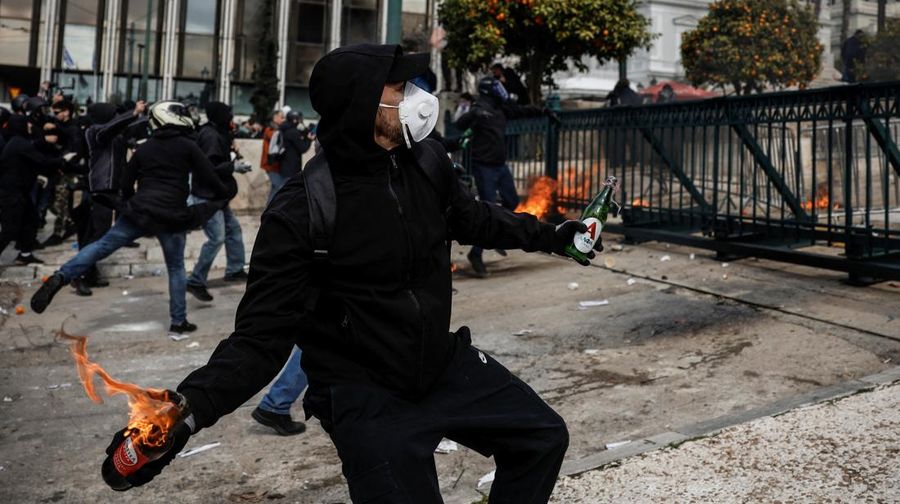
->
xmin=411 ymin=138 xmax=454 ymax=215
xmin=301 ymin=151 xmax=335 ymax=312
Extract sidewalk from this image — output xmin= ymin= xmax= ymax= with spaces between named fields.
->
xmin=551 ymin=376 xmax=900 ymax=503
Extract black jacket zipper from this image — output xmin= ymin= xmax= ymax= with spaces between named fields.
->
xmin=388 ymin=154 xmax=427 ymax=391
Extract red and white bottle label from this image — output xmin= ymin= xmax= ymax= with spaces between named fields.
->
xmin=573 ymin=218 xmax=601 ymax=254
xmin=113 ymin=437 xmax=149 ymax=477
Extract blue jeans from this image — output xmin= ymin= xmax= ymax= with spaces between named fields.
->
xmin=470 ymin=162 xmax=519 ymax=258
xmin=267 ymin=171 xmax=288 ymax=204
xmin=258 ymin=346 xmax=308 ymax=415
xmin=58 ymin=216 xmax=188 ymax=325
xmin=188 ymin=196 xmax=245 ymax=286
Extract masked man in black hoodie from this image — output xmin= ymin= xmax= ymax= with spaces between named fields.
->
xmin=91 ymin=45 xmax=603 ymax=503
xmin=185 ymin=101 xmax=247 ymax=302
xmin=31 ymin=101 xmax=234 ymax=334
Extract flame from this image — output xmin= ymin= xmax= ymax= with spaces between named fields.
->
xmin=515 ymin=176 xmax=558 ymax=220
xmin=57 ymin=327 xmax=179 ymax=448
xmin=632 ymin=198 xmax=651 ymax=208
xmin=450 ymin=262 xmax=459 ymax=273
xmin=802 ymin=183 xmax=841 ymax=211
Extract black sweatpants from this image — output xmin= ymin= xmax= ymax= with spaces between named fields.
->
xmin=314 ymin=330 xmax=568 ymax=504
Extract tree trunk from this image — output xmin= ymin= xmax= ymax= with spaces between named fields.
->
xmin=525 ymin=54 xmax=545 ymax=106
xmin=877 ymin=0 xmax=887 ymax=33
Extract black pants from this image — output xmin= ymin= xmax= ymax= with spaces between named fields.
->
xmin=315 ymin=330 xmax=568 ymax=503
xmin=0 ymin=191 xmax=38 ymax=255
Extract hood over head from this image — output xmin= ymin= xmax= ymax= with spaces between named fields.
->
xmin=309 ymin=43 xmax=428 ymax=170
xmin=6 ymin=115 xmax=29 ymax=137
xmin=205 ymin=101 xmax=233 ymax=129
xmin=88 ymin=103 xmax=117 ymax=125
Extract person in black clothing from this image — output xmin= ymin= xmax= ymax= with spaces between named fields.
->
xmin=456 ymin=75 xmax=553 ymax=277
xmin=492 ymin=62 xmax=530 ymax=105
xmin=31 ymin=101 xmax=234 ymax=334
xmin=278 ymin=110 xmax=314 ymax=179
xmin=42 ymin=100 xmax=88 ymax=248
xmin=841 ymin=29 xmax=867 ymax=83
xmin=92 ymin=44 xmax=603 ymax=503
xmin=0 ymin=115 xmax=64 ymax=264
xmin=185 ymin=101 xmax=247 ymax=302
xmin=607 ymin=79 xmax=642 ymax=107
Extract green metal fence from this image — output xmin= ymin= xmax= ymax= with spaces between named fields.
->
xmin=470 ymin=82 xmax=900 ymax=282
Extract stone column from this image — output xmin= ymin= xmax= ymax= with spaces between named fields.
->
xmin=101 ymin=0 xmax=122 ymax=100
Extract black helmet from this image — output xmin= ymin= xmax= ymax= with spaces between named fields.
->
xmin=286 ymin=110 xmax=302 ymax=124
xmin=11 ymin=94 xmax=29 ymax=113
xmin=24 ymin=96 xmax=49 ymax=116
xmin=477 ymin=77 xmax=509 ymax=103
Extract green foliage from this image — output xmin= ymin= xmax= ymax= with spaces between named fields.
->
xmin=249 ymin=0 xmax=279 ymax=122
xmin=439 ymin=0 xmax=654 ymax=103
xmin=681 ymin=0 xmax=822 ymax=95
xmin=860 ymin=19 xmax=900 ymax=82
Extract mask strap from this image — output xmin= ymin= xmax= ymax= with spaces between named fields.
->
xmin=378 ymin=103 xmax=400 ymax=109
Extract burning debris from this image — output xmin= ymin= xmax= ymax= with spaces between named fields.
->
xmin=802 ymin=182 xmax=841 ymax=212
xmin=515 ymin=165 xmax=601 ymax=221
xmin=515 ymin=176 xmax=558 ymax=220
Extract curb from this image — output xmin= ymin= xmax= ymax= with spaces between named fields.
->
xmin=558 ymin=365 xmax=900 ymax=478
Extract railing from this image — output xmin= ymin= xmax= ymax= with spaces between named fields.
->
xmin=455 ymin=82 xmax=900 ymax=282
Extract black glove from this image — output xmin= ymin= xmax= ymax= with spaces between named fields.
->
xmin=553 ymin=220 xmax=604 ymax=266
xmin=103 ymin=391 xmax=193 ymax=491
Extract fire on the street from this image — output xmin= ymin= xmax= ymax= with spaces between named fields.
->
xmin=57 ymin=327 xmax=179 ymax=448
xmin=802 ymin=183 xmax=841 ymax=211
xmin=515 ymin=176 xmax=558 ymax=220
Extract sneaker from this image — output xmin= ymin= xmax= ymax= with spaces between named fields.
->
xmin=123 ymin=241 xmax=140 ymax=248
xmin=467 ymin=250 xmax=488 ymax=278
xmin=84 ymin=277 xmax=110 ymax=288
xmin=169 ymin=321 xmax=198 ymax=334
xmin=31 ymin=273 xmax=66 ymax=313
xmin=71 ymin=278 xmax=93 ymax=297
xmin=251 ymin=407 xmax=306 ymax=436
xmin=494 ymin=249 xmax=508 ymax=257
xmin=186 ymin=283 xmax=214 ymax=302
xmin=41 ymin=235 xmax=65 ymax=247
xmin=15 ymin=253 xmax=45 ymax=265
xmin=223 ymin=270 xmax=249 ymax=282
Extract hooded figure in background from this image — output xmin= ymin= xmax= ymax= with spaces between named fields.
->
xmin=277 ymin=110 xmax=313 ymax=180
xmin=89 ymin=44 xmax=602 ymax=503
xmin=0 ymin=115 xmax=63 ymax=264
xmin=32 ymin=101 xmax=235 ymax=335
xmin=185 ymin=101 xmax=248 ymax=303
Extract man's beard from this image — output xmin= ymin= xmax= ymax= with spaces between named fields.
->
xmin=375 ymin=107 xmax=404 ymax=146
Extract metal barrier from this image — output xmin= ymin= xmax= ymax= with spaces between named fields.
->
xmin=457 ymin=82 xmax=900 ymax=282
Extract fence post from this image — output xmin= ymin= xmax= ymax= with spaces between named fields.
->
xmin=545 ymin=116 xmax=560 ymax=179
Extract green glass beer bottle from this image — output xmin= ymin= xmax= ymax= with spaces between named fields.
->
xmin=565 ymin=175 xmax=619 ymax=264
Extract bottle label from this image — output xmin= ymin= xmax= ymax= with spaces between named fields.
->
xmin=113 ymin=436 xmax=149 ymax=477
xmin=573 ymin=217 xmax=601 ymax=254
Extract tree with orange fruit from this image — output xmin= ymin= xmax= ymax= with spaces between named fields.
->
xmin=681 ymin=0 xmax=822 ymax=95
xmin=439 ymin=0 xmax=653 ymax=104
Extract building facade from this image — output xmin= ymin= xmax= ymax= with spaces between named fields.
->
xmin=0 ymin=0 xmax=434 ymax=115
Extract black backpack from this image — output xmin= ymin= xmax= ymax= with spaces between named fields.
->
xmin=300 ymin=139 xmax=453 ymax=311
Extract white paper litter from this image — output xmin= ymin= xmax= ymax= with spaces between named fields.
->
xmin=689 ymin=253 xmax=696 ymax=260
xmin=47 ymin=383 xmax=72 ymax=390
xmin=626 ymin=278 xmax=637 ymax=286
xmin=584 ymin=349 xmax=599 ymax=355
xmin=435 ymin=439 xmax=458 ymax=454
xmin=604 ymin=257 xmax=616 ymax=268
xmin=186 ymin=342 xmax=200 ymax=348
xmin=605 ymin=440 xmax=631 ymax=450
xmin=722 ymin=274 xmax=729 ymax=280
xmin=721 ymin=263 xmax=729 ymax=268
xmin=121 ymin=290 xmax=129 ymax=296
xmin=169 ymin=333 xmax=190 ymax=341
xmin=567 ymin=282 xmax=579 ymax=290
xmin=660 ymin=255 xmax=671 ymax=262
xmin=124 ymin=275 xmax=135 ymax=280
xmin=177 ymin=442 xmax=221 ymax=458
xmin=579 ymin=300 xmax=609 ymax=308
xmin=611 ymin=244 xmax=624 ymax=251
xmin=512 ymin=329 xmax=533 ymax=336
xmin=3 ymin=396 xmax=13 ymax=402
xmin=477 ymin=470 xmax=496 ymax=489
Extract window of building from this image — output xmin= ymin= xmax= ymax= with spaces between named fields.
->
xmin=0 ymin=0 xmax=36 ymax=66
xmin=118 ymin=0 xmax=165 ymax=75
xmin=401 ymin=0 xmax=427 ymax=50
xmin=234 ymin=0 xmax=266 ymax=82
xmin=341 ymin=0 xmax=376 ymax=46
xmin=178 ymin=0 xmax=219 ymax=79
xmin=286 ymin=0 xmax=330 ymax=85
xmin=59 ymin=0 xmax=102 ymax=72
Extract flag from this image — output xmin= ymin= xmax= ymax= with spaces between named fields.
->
xmin=63 ymin=46 xmax=76 ymax=69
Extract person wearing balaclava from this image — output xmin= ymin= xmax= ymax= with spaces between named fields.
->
xmin=90 ymin=44 xmax=603 ymax=502
xmin=31 ymin=101 xmax=234 ymax=336
xmin=0 ymin=115 xmax=63 ymax=264
xmin=184 ymin=101 xmax=247 ymax=303
xmin=456 ymin=75 xmax=558 ymax=277
xmin=278 ymin=110 xmax=313 ymax=180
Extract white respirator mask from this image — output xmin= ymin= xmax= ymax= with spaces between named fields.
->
xmin=379 ymin=82 xmax=439 ymax=149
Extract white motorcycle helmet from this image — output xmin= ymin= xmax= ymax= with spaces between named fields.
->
xmin=148 ymin=101 xmax=195 ymax=131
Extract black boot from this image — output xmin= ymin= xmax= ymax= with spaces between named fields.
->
xmin=31 ymin=273 xmax=66 ymax=313
xmin=71 ymin=278 xmax=93 ymax=297
xmin=251 ymin=407 xmax=306 ymax=436
xmin=186 ymin=283 xmax=214 ymax=302
xmin=467 ymin=250 xmax=488 ymax=278
xmin=169 ymin=320 xmax=198 ymax=334
xmin=41 ymin=235 xmax=65 ymax=247
xmin=15 ymin=253 xmax=45 ymax=265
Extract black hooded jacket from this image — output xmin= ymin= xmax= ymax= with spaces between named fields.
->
xmin=120 ymin=127 xmax=233 ymax=235
xmin=278 ymin=121 xmax=312 ymax=178
xmin=192 ymin=120 xmax=235 ymax=200
xmin=0 ymin=116 xmax=63 ymax=194
xmin=177 ymin=44 xmax=557 ymax=430
xmin=85 ymin=105 xmax=142 ymax=208
xmin=456 ymin=95 xmax=543 ymax=166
